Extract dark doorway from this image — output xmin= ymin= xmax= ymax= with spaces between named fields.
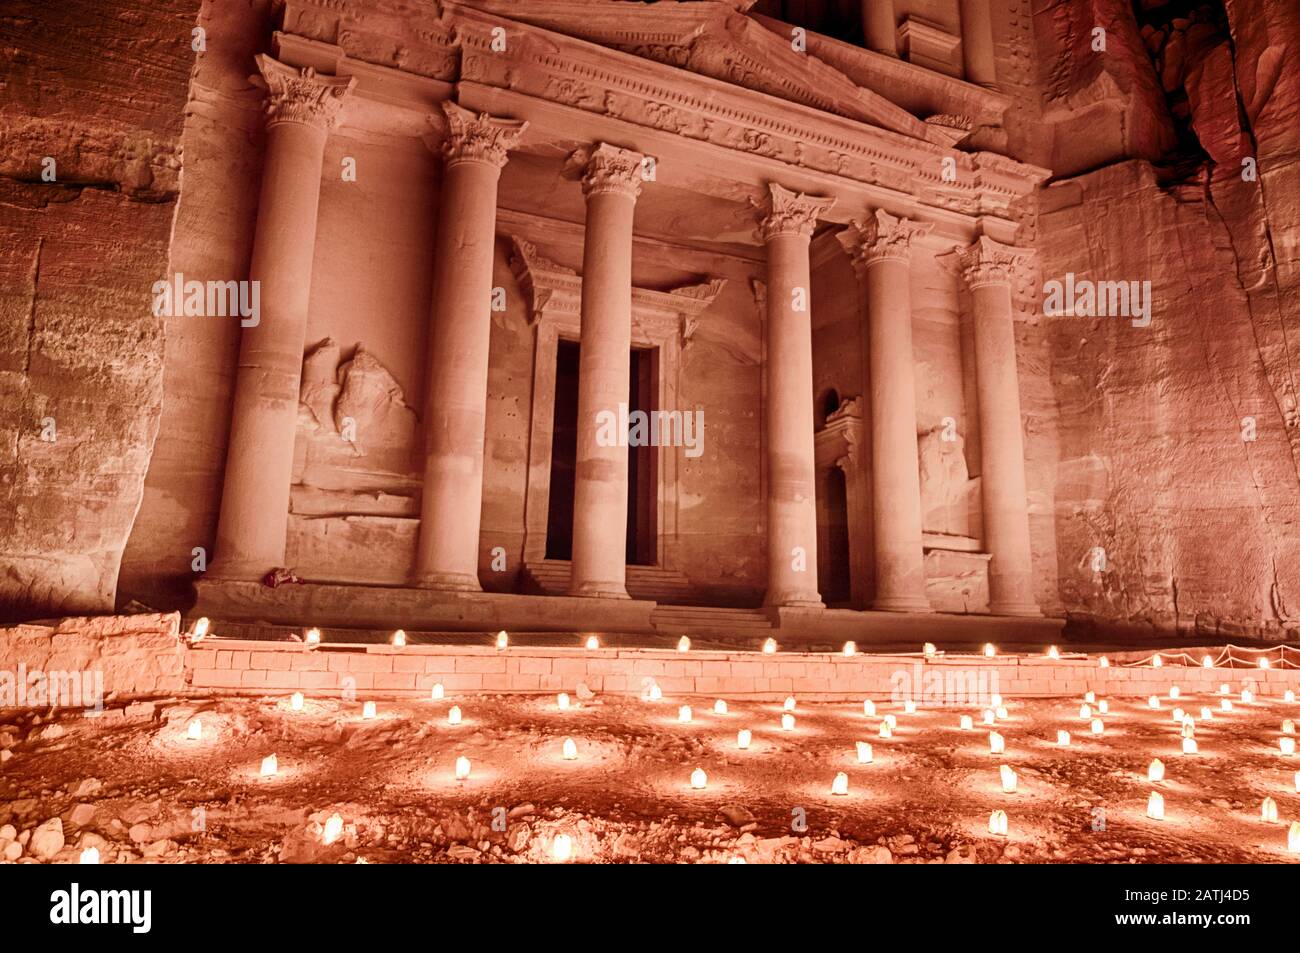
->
xmin=817 ymin=465 xmax=851 ymax=605
xmin=545 ymin=341 xmax=658 ymax=566
xmin=545 ymin=339 xmax=580 ymax=560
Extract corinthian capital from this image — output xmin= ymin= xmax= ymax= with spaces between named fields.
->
xmin=581 ymin=143 xmax=646 ymax=199
xmin=945 ymin=235 xmax=1034 ymax=289
xmin=440 ymin=102 xmax=528 ymax=169
xmin=757 ymin=183 xmax=835 ymax=242
xmin=839 ymin=209 xmax=933 ymax=268
xmin=256 ymin=54 xmax=355 ymax=131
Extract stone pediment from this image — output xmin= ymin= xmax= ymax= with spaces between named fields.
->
xmin=457 ymin=0 xmax=941 ymax=144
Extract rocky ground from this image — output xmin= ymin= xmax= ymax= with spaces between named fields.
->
xmin=1 ymin=687 xmax=1298 ymax=864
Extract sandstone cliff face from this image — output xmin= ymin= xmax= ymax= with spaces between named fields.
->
xmin=1032 ymin=0 xmax=1300 ymax=640
xmin=0 ymin=0 xmax=200 ymax=618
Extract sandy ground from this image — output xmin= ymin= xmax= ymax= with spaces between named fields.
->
xmin=1 ymin=687 xmax=1298 ymax=864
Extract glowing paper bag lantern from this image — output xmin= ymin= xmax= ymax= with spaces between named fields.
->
xmin=1281 ymin=737 xmax=1296 ymax=757
xmin=562 ymin=738 xmax=577 ymax=761
xmin=1147 ymin=791 xmax=1165 ymax=820
xmin=322 ymin=814 xmax=344 ymax=845
xmin=988 ymin=810 xmax=1008 ymax=836
xmin=192 ymin=617 xmax=210 ymax=640
xmin=714 ymin=699 xmax=728 ymax=715
xmin=679 ymin=705 xmax=693 ymax=724
xmin=1085 ymin=691 xmax=1096 ymax=704
xmin=884 ymin=714 xmax=898 ymax=729
xmin=291 ymin=692 xmax=304 ymax=712
xmin=585 ymin=635 xmax=600 ymax=650
xmin=305 ymin=628 xmax=321 ymax=646
xmin=455 ymin=756 xmax=471 ymax=780
xmin=1221 ymin=699 xmax=1233 ymax=713
xmin=1261 ymin=797 xmax=1278 ymax=823
xmin=983 ymin=643 xmax=997 ymax=658
xmin=1098 ymin=700 xmax=1109 ymax=714
xmin=856 ymin=741 xmax=873 ymax=764
xmin=690 ymin=768 xmax=707 ymax=790
xmin=960 ymin=715 xmax=973 ymax=731
xmin=996 ymin=706 xmax=1009 ymax=720
xmin=1148 ymin=696 xmax=1161 ymax=710
xmin=496 ymin=631 xmax=509 ymax=650
xmin=431 ymin=683 xmax=445 ymax=701
xmin=557 ymin=692 xmax=570 ymax=711
xmin=831 ymin=772 xmax=849 ymax=796
xmin=737 ymin=729 xmax=752 ymax=750
xmin=989 ymin=731 xmax=1005 ymax=754
xmin=1090 ymin=718 xmax=1104 ymax=735
xmin=1099 ymin=656 xmax=1110 ymax=668
xmin=1182 ymin=738 xmax=1198 ymax=755
xmin=843 ymin=641 xmax=856 ymax=657
xmin=552 ymin=835 xmax=573 ymax=862
xmin=782 ymin=713 xmax=796 ymax=731
xmin=1148 ymin=758 xmax=1164 ymax=782
xmin=1047 ymin=645 xmax=1060 ymax=659
xmin=1000 ymin=765 xmax=1017 ymax=793
xmin=862 ymin=699 xmax=876 ymax=717
xmin=392 ymin=629 xmax=406 ymax=648
xmin=783 ymin=696 xmax=797 ymax=712
xmin=260 ymin=754 xmax=278 ymax=777
xmin=1288 ymin=822 xmax=1300 ymax=854
xmin=1169 ymin=686 xmax=1180 ymax=700
xmin=983 ymin=709 xmax=996 ymax=726
xmin=187 ymin=720 xmax=202 ymax=741
xmin=648 ymin=683 xmax=663 ymax=702
xmin=1057 ymin=730 xmax=1071 ymax=746
xmin=678 ymin=636 xmax=691 ymax=652
xmin=1152 ymin=654 xmax=1163 ymax=668
xmin=1284 ymin=720 xmax=1296 ymax=735
xmin=923 ymin=642 xmax=937 ymax=658
xmin=762 ymin=638 xmax=778 ymax=654
xmin=904 ymin=700 xmax=917 ymax=715
xmin=362 ymin=701 xmax=376 ymax=720
xmin=1079 ymin=704 xmax=1092 ymax=720
xmin=878 ymin=720 xmax=892 ymax=739
xmin=448 ymin=705 xmax=462 ymax=725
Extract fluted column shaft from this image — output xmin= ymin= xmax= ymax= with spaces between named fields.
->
xmin=569 ymin=144 xmax=644 ymax=599
xmin=212 ymin=56 xmax=354 ymax=579
xmin=761 ymin=184 xmax=834 ymax=608
xmin=845 ymin=210 xmax=934 ymax=612
xmin=861 ymin=0 xmax=898 ymax=56
xmin=956 ymin=237 xmax=1040 ymax=616
xmin=413 ymin=104 xmax=527 ymax=590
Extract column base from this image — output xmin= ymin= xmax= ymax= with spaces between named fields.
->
xmin=765 ymin=590 xmax=825 ymax=609
xmin=410 ymin=570 xmax=482 ymax=593
xmin=872 ymin=595 xmax=933 ymax=613
xmin=569 ymin=582 xmax=631 ymax=600
xmin=205 ymin=561 xmax=275 ymax=584
xmin=989 ymin=602 xmax=1043 ymax=618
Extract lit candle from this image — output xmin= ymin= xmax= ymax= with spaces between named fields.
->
xmin=1221 ymin=698 xmax=1233 ymax=712
xmin=1260 ymin=657 xmax=1271 ymax=670
xmin=983 ymin=643 xmax=996 ymax=658
xmin=455 ymin=756 xmax=471 ymax=780
xmin=960 ymin=714 xmax=973 ymax=731
xmin=1047 ymin=645 xmax=1060 ymax=659
xmin=1148 ymin=758 xmax=1165 ymax=782
xmin=496 ymin=630 xmax=509 ymax=650
xmin=192 ymin=617 xmax=210 ymax=641
xmin=1099 ymin=656 xmax=1110 ymax=667
xmin=1079 ymin=704 xmax=1092 ymax=720
xmin=291 ymin=691 xmax=304 ymax=712
xmin=904 ymin=700 xmax=917 ymax=715
xmin=431 ymin=683 xmax=445 ymax=700
xmin=1200 ymin=706 xmax=1213 ymax=720
xmin=991 ymin=694 xmax=1003 ymax=708
xmin=1148 ymin=696 xmax=1161 ymax=710
xmin=448 ymin=705 xmax=462 ymax=726
xmin=552 ymin=834 xmax=573 ymax=863
xmin=362 ymin=701 xmax=376 ymax=720
xmin=1242 ymin=689 xmax=1255 ymax=704
xmin=678 ymin=636 xmax=691 ymax=652
xmin=1085 ymin=691 xmax=1096 ymax=704
xmin=923 ymin=642 xmax=937 ymax=658
xmin=878 ymin=720 xmax=892 ymax=739
xmin=690 ymin=768 xmax=707 ymax=790
xmin=728 ymin=857 xmax=746 ymax=865
xmin=996 ymin=706 xmax=1009 ymax=720
xmin=1000 ymin=765 xmax=1017 ymax=793
xmin=988 ymin=810 xmax=1008 ymax=836
xmin=714 ymin=699 xmax=728 ymax=715
xmin=1169 ymin=686 xmax=1180 ymax=699
xmin=862 ymin=699 xmax=876 ymax=717
xmin=1172 ymin=708 xmax=1185 ymax=723
xmin=1289 ymin=822 xmax=1300 ymax=853
xmin=989 ymin=731 xmax=1005 ymax=754
xmin=562 ymin=738 xmax=577 ymax=761
xmin=648 ymin=683 xmax=663 ymax=702
xmin=856 ymin=741 xmax=873 ymax=763
xmin=737 ymin=729 xmax=752 ymax=750
xmin=305 ymin=628 xmax=321 ymax=646
xmin=831 ymin=772 xmax=849 ymax=796
xmin=982 ymin=709 xmax=996 ymax=726
xmin=557 ymin=692 xmax=570 ymax=711
xmin=79 ymin=847 xmax=100 ymax=864
xmin=1181 ymin=719 xmax=1196 ymax=739
xmin=392 ymin=629 xmax=406 ymax=648
xmin=1261 ymin=796 xmax=1278 ymax=823
xmin=1281 ymin=737 xmax=1296 ymax=757
xmin=1152 ymin=654 xmax=1163 ymax=668
xmin=1147 ymin=791 xmax=1165 ymax=820
xmin=1286 ymin=690 xmax=1296 ymax=704
xmin=322 ymin=813 xmax=343 ymax=845
xmin=762 ymin=638 xmax=778 ymax=654
xmin=884 ymin=714 xmax=898 ymax=729
xmin=1182 ymin=737 xmax=1198 ymax=755
xmin=782 ymin=713 xmax=796 ymax=731
xmin=585 ymin=635 xmax=599 ymax=650
xmin=783 ymin=696 xmax=796 ymax=712
xmin=260 ymin=754 xmax=278 ymax=777
xmin=1284 ymin=720 xmax=1295 ymax=735
xmin=1219 ymin=683 xmax=1230 ymax=695
xmin=1202 ymin=655 xmax=1213 ymax=668
xmin=679 ymin=705 xmax=693 ymax=724
xmin=1091 ymin=718 xmax=1104 ymax=735
xmin=1057 ymin=730 xmax=1071 ymax=746
xmin=1098 ymin=700 xmax=1109 ymax=714
xmin=187 ymin=720 xmax=202 ymax=741
xmin=843 ymin=641 xmax=856 ymax=657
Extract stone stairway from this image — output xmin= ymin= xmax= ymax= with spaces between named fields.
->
xmin=521 ymin=559 xmax=694 ymax=604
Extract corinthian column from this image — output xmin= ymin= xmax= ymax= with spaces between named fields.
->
xmin=959 ymin=0 xmax=997 ymax=86
xmin=413 ymin=103 xmax=527 ymax=590
xmin=760 ymin=183 xmax=834 ymax=608
xmin=861 ymin=0 xmax=898 ymax=56
xmin=211 ymin=56 xmax=354 ymax=580
xmin=952 ymin=236 xmax=1040 ymax=616
xmin=569 ymin=144 xmax=644 ymax=599
xmin=841 ymin=209 xmax=934 ymax=612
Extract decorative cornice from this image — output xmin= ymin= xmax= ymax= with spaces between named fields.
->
xmin=439 ymin=101 xmax=528 ymax=169
xmin=943 ymin=235 xmax=1034 ymax=290
xmin=837 ymin=209 xmax=934 ymax=267
xmin=581 ymin=143 xmax=647 ymax=199
xmin=757 ymin=182 xmax=835 ymax=241
xmin=256 ymin=54 xmax=355 ymax=131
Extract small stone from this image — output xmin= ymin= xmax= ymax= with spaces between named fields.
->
xmin=575 ymin=682 xmax=595 ymax=701
xmin=0 ymin=825 xmax=14 ymax=840
xmin=68 ymin=804 xmax=97 ymax=828
xmin=67 ymin=778 xmax=102 ymax=798
xmin=2 ymin=840 xmax=21 ymax=861
xmin=0 ymin=750 xmax=12 ymax=763
xmin=945 ymin=844 xmax=977 ymax=864
xmin=128 ymin=823 xmax=152 ymax=844
xmin=29 ymin=818 xmax=65 ymax=860
xmin=718 ymin=804 xmax=755 ymax=827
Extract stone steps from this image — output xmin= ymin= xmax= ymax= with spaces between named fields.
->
xmin=521 ymin=559 xmax=694 ymax=603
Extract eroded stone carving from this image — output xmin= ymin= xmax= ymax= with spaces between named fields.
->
xmin=256 ymin=54 xmax=355 ymax=130
xmin=918 ymin=426 xmax=971 ymax=537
